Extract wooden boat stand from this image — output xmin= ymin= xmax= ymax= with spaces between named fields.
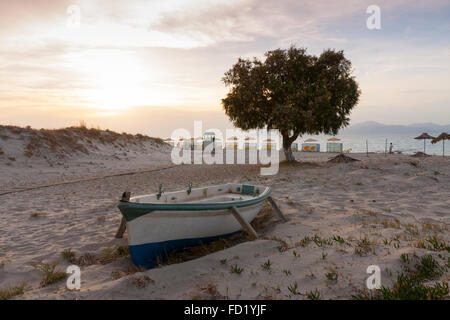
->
xmin=115 ymin=193 xmax=287 ymax=240
xmin=115 ymin=192 xmax=130 ymax=238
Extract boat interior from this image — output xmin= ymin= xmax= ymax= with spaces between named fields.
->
xmin=130 ymin=183 xmax=268 ymax=204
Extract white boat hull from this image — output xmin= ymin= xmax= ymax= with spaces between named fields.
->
xmin=118 ymin=183 xmax=271 ymax=268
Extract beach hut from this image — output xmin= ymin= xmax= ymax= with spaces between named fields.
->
xmin=194 ymin=137 xmax=203 ymax=150
xmin=431 ymin=132 xmax=449 ymax=157
xmin=182 ymin=139 xmax=190 ymax=150
xmin=262 ymin=138 xmax=277 ymax=150
xmin=414 ymin=132 xmax=435 ymax=156
xmin=183 ymin=137 xmax=202 ymax=150
xmin=226 ymin=137 xmax=239 ymax=149
xmin=213 ymin=137 xmax=223 ymax=150
xmin=183 ymin=138 xmax=194 ymax=150
xmin=301 ymin=138 xmax=320 ymax=152
xmin=326 ymin=137 xmax=343 ymax=153
xmin=244 ymin=137 xmax=257 ymax=150
xmin=202 ymin=131 xmax=215 ymax=150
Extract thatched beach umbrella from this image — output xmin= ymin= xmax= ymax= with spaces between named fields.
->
xmin=414 ymin=132 xmax=435 ymax=156
xmin=327 ymin=137 xmax=341 ymax=141
xmin=177 ymin=137 xmax=185 ymax=144
xmin=431 ymin=132 xmax=449 ymax=157
xmin=304 ymin=138 xmax=317 ymax=142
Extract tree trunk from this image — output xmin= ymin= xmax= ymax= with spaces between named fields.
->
xmin=282 ymin=132 xmax=299 ymax=162
xmin=283 ymin=143 xmax=295 ymax=162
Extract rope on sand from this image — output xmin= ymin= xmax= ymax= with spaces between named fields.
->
xmin=0 ymin=164 xmax=180 ymax=196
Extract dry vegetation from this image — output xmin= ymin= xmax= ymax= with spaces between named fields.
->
xmin=0 ymin=123 xmax=167 ymax=160
xmin=0 ymin=283 xmax=29 ymax=300
xmin=353 ymin=253 xmax=449 ymax=300
xmin=156 ymin=202 xmax=282 ymax=267
xmin=32 ymin=261 xmax=67 ymax=287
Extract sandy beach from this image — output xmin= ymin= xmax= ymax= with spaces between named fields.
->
xmin=1 ymin=127 xmax=448 ymax=300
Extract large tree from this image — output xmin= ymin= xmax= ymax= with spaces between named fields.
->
xmin=221 ymin=46 xmax=361 ymax=161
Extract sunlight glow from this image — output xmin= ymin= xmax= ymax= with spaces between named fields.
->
xmin=67 ymin=50 xmax=165 ymax=110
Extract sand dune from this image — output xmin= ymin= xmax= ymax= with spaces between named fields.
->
xmin=0 ymin=125 xmax=172 ymax=190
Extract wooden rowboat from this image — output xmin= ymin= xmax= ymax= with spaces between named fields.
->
xmin=117 ymin=183 xmax=282 ymax=269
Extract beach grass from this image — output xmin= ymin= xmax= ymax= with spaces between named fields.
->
xmin=131 ymin=275 xmax=154 ymax=289
xmin=415 ymin=234 xmax=450 ymax=252
xmin=99 ymin=245 xmax=130 ymax=262
xmin=306 ymin=289 xmax=321 ymax=300
xmin=32 ymin=261 xmax=67 ymax=287
xmin=353 ymin=254 xmax=448 ymax=300
xmin=61 ymin=248 xmax=76 ymax=263
xmin=0 ymin=283 xmax=29 ymax=300
xmin=230 ymin=264 xmax=244 ymax=275
xmin=261 ymin=259 xmax=272 ymax=271
xmin=287 ymin=282 xmax=299 ymax=295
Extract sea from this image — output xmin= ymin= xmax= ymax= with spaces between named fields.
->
xmin=301 ymin=133 xmax=448 ymax=156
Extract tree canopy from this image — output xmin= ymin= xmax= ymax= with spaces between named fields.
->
xmin=221 ymin=46 xmax=361 ymax=161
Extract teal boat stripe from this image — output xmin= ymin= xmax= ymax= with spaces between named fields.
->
xmin=118 ymin=187 xmax=272 ymax=222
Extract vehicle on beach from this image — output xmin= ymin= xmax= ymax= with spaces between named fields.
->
xmin=117 ymin=183 xmax=274 ymax=268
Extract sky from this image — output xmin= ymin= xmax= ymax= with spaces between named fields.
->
xmin=0 ymin=0 xmax=449 ymax=138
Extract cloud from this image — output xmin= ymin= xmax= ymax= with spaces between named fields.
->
xmin=149 ymin=0 xmax=450 ymax=48
xmin=1 ymin=0 xmax=449 ymax=131
xmin=150 ymin=0 xmax=336 ymax=46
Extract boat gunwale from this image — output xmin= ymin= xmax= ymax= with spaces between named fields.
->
xmin=118 ymin=184 xmax=272 ymax=222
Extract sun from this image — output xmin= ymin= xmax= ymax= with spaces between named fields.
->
xmin=70 ymin=50 xmax=164 ymax=110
